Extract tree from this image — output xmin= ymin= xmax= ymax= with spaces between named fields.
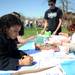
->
xmin=60 ymin=0 xmax=68 ymax=13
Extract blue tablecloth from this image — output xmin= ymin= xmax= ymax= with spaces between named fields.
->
xmin=0 ymin=41 xmax=75 ymax=75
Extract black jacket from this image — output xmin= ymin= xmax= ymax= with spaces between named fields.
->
xmin=0 ymin=33 xmax=27 ymax=70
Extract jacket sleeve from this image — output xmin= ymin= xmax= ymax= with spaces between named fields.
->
xmin=0 ymin=36 xmax=5 ymax=55
xmin=0 ymin=36 xmax=19 ymax=70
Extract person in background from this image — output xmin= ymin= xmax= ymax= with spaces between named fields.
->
xmin=67 ymin=17 xmax=75 ymax=54
xmin=42 ymin=0 xmax=63 ymax=35
xmin=0 ymin=14 xmax=33 ymax=70
xmin=11 ymin=12 xmax=34 ymax=45
xmin=59 ymin=17 xmax=75 ymax=54
xmin=12 ymin=11 xmax=24 ymax=36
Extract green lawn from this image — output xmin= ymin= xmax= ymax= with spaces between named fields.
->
xmin=22 ymin=27 xmax=42 ymax=39
xmin=62 ymin=25 xmax=68 ymax=33
xmin=22 ymin=26 xmax=68 ymax=39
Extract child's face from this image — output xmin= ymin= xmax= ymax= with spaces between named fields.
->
xmin=6 ymin=25 xmax=21 ymax=39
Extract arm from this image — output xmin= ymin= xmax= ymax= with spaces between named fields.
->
xmin=0 ymin=38 xmax=3 ymax=55
xmin=41 ymin=19 xmax=48 ymax=34
xmin=41 ymin=10 xmax=48 ymax=34
xmin=53 ymin=8 xmax=63 ymax=35
xmin=0 ymin=36 xmax=7 ymax=55
xmin=17 ymin=36 xmax=35 ymax=44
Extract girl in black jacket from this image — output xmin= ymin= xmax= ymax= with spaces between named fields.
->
xmin=0 ymin=14 xmax=33 ymax=70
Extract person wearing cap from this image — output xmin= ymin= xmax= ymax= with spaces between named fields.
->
xmin=42 ymin=0 xmax=63 ymax=35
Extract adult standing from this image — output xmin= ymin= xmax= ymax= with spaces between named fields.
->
xmin=42 ymin=0 xmax=63 ymax=35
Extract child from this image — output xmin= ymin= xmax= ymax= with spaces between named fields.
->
xmin=68 ymin=17 xmax=75 ymax=54
xmin=11 ymin=12 xmax=34 ymax=45
xmin=0 ymin=14 xmax=33 ymax=70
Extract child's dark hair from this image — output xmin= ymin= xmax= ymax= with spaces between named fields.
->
xmin=67 ymin=17 xmax=75 ymax=35
xmin=12 ymin=12 xmax=21 ymax=18
xmin=0 ymin=14 xmax=23 ymax=33
xmin=19 ymin=21 xmax=24 ymax=36
xmin=11 ymin=12 xmax=24 ymax=36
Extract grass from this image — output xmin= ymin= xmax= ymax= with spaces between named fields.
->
xmin=22 ymin=27 xmax=42 ymax=39
xmin=22 ymin=25 xmax=69 ymax=39
xmin=62 ymin=25 xmax=68 ymax=33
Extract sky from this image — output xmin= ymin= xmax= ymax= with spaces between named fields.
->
xmin=0 ymin=0 xmax=75 ymax=18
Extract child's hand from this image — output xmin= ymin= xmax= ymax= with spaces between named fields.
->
xmin=19 ymin=55 xmax=33 ymax=66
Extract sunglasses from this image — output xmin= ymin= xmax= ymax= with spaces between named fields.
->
xmin=48 ymin=1 xmax=55 ymax=6
xmin=48 ymin=3 xmax=54 ymax=6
